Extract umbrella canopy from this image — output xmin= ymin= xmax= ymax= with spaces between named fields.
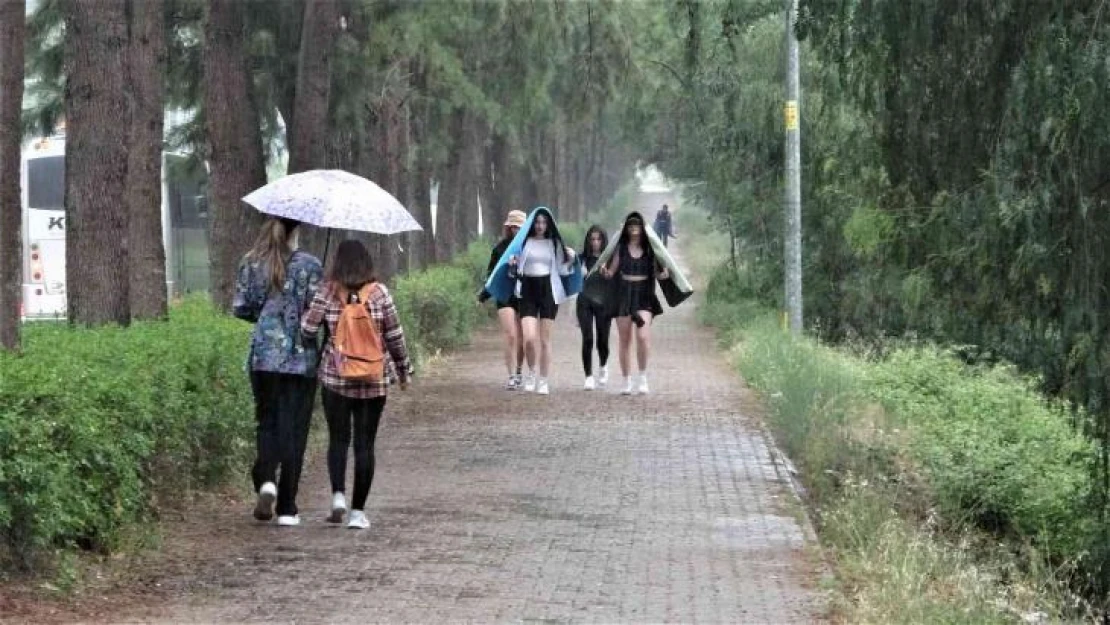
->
xmin=242 ymin=169 xmax=423 ymax=235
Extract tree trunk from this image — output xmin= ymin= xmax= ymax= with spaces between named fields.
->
xmin=478 ymin=129 xmax=499 ymax=241
xmin=288 ymin=0 xmax=339 ymax=258
xmin=65 ymin=0 xmax=132 ymax=326
xmin=455 ymin=113 xmax=479 ymax=248
xmin=435 ymin=110 xmax=465 ymax=262
xmin=127 ymin=0 xmax=168 ymax=320
xmin=0 ymin=0 xmax=25 ymax=349
xmin=288 ymin=0 xmax=337 ymax=173
xmin=397 ymin=96 xmax=415 ymax=273
xmin=204 ymin=0 xmax=267 ymax=311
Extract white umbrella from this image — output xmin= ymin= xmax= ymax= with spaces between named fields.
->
xmin=242 ymin=169 xmax=423 ymax=235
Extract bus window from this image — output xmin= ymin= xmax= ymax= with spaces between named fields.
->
xmin=27 ymin=156 xmax=64 ymax=209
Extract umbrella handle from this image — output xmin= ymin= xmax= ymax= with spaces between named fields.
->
xmin=322 ymin=228 xmax=333 ymax=264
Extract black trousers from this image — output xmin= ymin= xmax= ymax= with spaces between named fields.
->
xmin=250 ymin=371 xmax=317 ymax=516
xmin=577 ymin=298 xmax=612 ymax=376
xmin=321 ymin=389 xmax=387 ymax=511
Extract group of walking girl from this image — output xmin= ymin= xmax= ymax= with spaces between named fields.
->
xmin=480 ymin=207 xmax=692 ymax=396
xmin=233 ymin=217 xmax=411 ymax=529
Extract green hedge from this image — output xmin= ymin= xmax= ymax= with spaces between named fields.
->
xmin=1 ymin=245 xmax=494 ymax=575
xmin=702 ymin=261 xmax=1102 ymax=618
xmin=0 ymin=298 xmax=252 ymax=569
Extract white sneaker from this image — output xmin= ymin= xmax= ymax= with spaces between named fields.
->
xmin=523 ymin=372 xmax=537 ymax=392
xmin=347 ymin=510 xmax=370 ymax=530
xmin=505 ymin=375 xmax=520 ymax=391
xmin=621 ymin=377 xmax=634 ymax=395
xmin=277 ymin=514 xmax=301 ymax=527
xmin=537 ymin=379 xmax=550 ymax=395
xmin=254 ymin=482 xmax=277 ymax=521
xmin=597 ymin=366 xmax=609 ymax=387
xmin=637 ymin=373 xmax=650 ymax=395
xmin=328 ymin=492 xmax=347 ymax=523
xmin=583 ymin=376 xmax=596 ymax=391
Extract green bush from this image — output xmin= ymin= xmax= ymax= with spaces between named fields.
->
xmin=868 ymin=348 xmax=1097 ymax=557
xmin=702 ymin=259 xmax=1101 ymax=620
xmin=0 ymin=297 xmax=252 ymax=569
xmin=392 ymin=263 xmax=483 ymax=363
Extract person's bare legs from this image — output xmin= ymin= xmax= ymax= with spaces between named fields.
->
xmin=497 ymin=307 xmax=519 ymax=377
xmin=515 ymin=314 xmax=525 ymax=372
xmin=538 ymin=319 xmax=555 ymax=377
xmin=615 ymin=316 xmax=634 ymax=377
xmin=635 ymin=310 xmax=654 ymax=373
xmin=521 ymin=316 xmax=540 ymax=373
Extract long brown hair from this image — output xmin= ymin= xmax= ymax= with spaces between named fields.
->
xmin=247 ymin=217 xmax=300 ymax=293
xmin=327 ymin=239 xmax=377 ymax=293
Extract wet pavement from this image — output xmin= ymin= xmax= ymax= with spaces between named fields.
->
xmin=112 ymin=254 xmax=826 ymax=624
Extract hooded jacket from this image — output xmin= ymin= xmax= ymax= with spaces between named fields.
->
xmin=483 ymin=207 xmax=584 ymax=305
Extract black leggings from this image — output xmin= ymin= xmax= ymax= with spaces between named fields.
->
xmin=577 ymin=300 xmax=611 ymax=376
xmin=250 ymin=371 xmax=316 ymax=516
xmin=322 ymin=389 xmax=387 ymax=511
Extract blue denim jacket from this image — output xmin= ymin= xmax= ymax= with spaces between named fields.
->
xmin=233 ymin=250 xmax=323 ymax=377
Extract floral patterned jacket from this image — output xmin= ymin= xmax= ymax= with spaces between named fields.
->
xmin=233 ymin=250 xmax=323 ymax=377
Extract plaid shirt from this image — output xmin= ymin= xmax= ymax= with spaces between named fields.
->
xmin=301 ymin=282 xmax=412 ymax=398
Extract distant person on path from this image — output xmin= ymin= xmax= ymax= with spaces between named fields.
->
xmin=233 ymin=217 xmax=322 ymax=527
xmin=653 ymin=204 xmax=675 ymax=247
xmin=483 ymin=207 xmax=583 ymax=395
xmin=478 ymin=209 xmax=527 ymax=390
xmin=301 ymin=240 xmax=412 ymax=530
xmin=578 ymin=225 xmax=612 ymax=390
xmin=584 ymin=212 xmax=693 ymax=395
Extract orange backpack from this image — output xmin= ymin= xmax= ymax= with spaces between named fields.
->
xmin=332 ymin=283 xmax=385 ymax=382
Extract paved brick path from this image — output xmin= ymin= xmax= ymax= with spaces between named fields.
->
xmin=112 ymin=254 xmax=825 ymax=624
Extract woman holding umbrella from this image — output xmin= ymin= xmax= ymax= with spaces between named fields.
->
xmin=238 ymin=168 xmax=425 ymax=526
xmin=233 ymin=217 xmax=323 ymax=527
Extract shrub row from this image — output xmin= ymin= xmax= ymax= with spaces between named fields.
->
xmin=0 ymin=245 xmax=494 ymax=575
xmin=701 ymin=261 xmax=1103 ymax=619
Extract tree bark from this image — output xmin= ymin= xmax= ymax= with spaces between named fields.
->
xmin=435 ymin=109 xmax=465 ymax=262
xmin=204 ymin=0 xmax=267 ymax=311
xmin=127 ymin=0 xmax=168 ymax=320
xmin=287 ymin=0 xmax=337 ymax=173
xmin=0 ymin=0 xmax=25 ymax=349
xmin=65 ymin=0 xmax=132 ymax=326
xmin=478 ymin=128 xmax=500 ymax=241
xmin=455 ymin=113 xmax=479 ymax=248
xmin=287 ymin=0 xmax=339 ymax=259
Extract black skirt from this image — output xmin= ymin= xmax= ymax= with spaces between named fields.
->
xmin=616 ymin=278 xmax=663 ymax=318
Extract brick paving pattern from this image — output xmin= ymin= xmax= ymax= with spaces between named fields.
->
xmin=115 ymin=254 xmax=825 ymax=624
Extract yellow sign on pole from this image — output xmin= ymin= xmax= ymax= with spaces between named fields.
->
xmin=784 ymin=100 xmax=799 ymax=131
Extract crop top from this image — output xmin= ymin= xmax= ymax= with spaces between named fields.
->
xmin=619 ymin=245 xmax=654 ymax=277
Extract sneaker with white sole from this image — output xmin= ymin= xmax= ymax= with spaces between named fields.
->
xmin=347 ymin=510 xmax=370 ymax=529
xmin=637 ymin=373 xmax=650 ymax=395
xmin=277 ymin=514 xmax=301 ymax=527
xmin=597 ymin=366 xmax=609 ymax=388
xmin=505 ymin=375 xmax=520 ymax=391
xmin=254 ymin=482 xmax=277 ymax=521
xmin=583 ymin=375 xmax=596 ymax=391
xmin=523 ymin=372 xmax=537 ymax=392
xmin=328 ymin=492 xmax=347 ymax=523
xmin=621 ymin=376 xmax=634 ymax=395
xmin=537 ymin=379 xmax=550 ymax=395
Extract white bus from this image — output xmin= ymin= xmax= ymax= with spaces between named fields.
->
xmin=20 ymin=133 xmax=210 ymax=319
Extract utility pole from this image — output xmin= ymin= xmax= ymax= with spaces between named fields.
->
xmin=783 ymin=0 xmax=803 ymax=335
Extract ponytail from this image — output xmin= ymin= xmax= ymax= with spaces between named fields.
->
xmin=247 ymin=218 xmax=299 ymax=293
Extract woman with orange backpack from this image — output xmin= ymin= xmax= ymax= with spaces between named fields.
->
xmin=301 ymin=239 xmax=412 ymax=529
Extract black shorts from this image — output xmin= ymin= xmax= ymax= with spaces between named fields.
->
xmin=496 ymin=296 xmax=519 ymax=311
xmin=518 ymin=275 xmax=558 ymax=320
